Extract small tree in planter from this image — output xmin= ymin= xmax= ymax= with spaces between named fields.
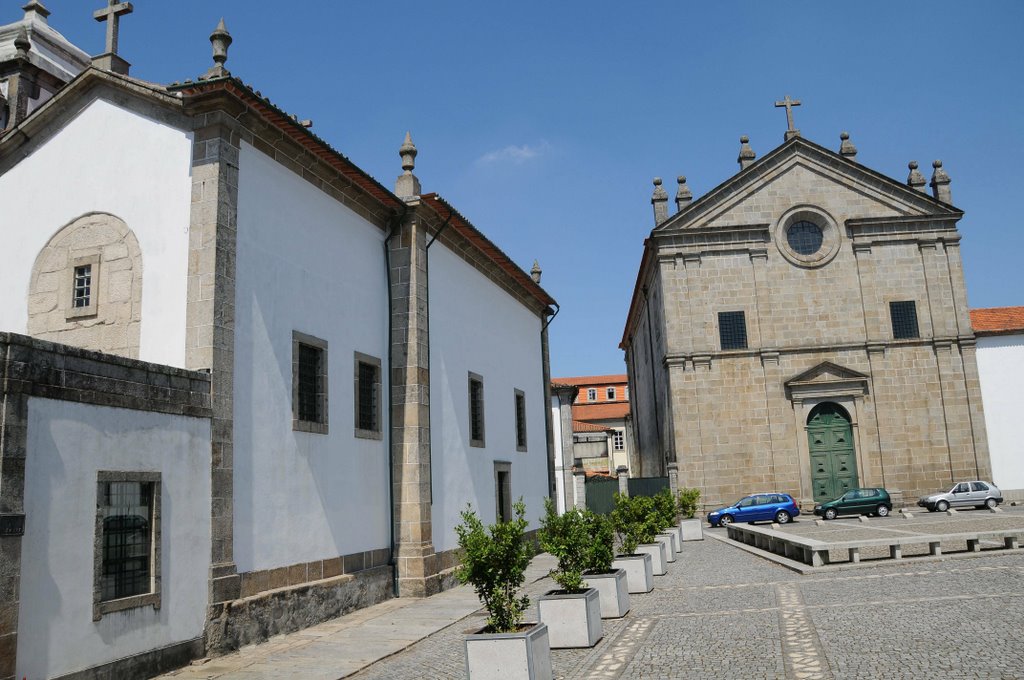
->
xmin=457 ymin=500 xmax=552 ymax=680
xmin=676 ymin=487 xmax=704 ymax=541
xmin=536 ymin=500 xmax=602 ymax=647
xmin=580 ymin=510 xmax=630 ymax=618
xmin=609 ymin=494 xmax=659 ymax=591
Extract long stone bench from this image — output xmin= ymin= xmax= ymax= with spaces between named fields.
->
xmin=725 ymin=524 xmax=1023 ymax=567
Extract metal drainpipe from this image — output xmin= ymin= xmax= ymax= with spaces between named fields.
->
xmin=383 ymin=208 xmax=405 ymax=597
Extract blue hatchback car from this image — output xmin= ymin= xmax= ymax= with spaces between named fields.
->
xmin=707 ymin=493 xmax=800 ymax=527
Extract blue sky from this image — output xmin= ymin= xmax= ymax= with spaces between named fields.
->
xmin=21 ymin=1 xmax=1024 ymax=377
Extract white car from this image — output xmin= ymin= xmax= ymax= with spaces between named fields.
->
xmin=917 ymin=481 xmax=1002 ymax=512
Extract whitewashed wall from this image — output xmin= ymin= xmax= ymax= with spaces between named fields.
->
xmin=429 ymin=244 xmax=548 ymax=552
xmin=977 ymin=334 xmax=1024 ymax=491
xmin=17 ymin=398 xmax=211 ymax=680
xmin=0 ymin=98 xmax=193 ymax=367
xmin=233 ymin=142 xmax=390 ymax=572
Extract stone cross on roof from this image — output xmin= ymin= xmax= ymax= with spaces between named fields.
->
xmin=94 ymin=0 xmax=133 ymax=56
xmin=775 ymin=94 xmax=801 ymax=141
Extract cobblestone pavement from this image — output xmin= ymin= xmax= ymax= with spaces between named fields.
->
xmin=352 ymin=532 xmax=1024 ymax=679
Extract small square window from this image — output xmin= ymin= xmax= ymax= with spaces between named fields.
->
xmin=469 ymin=372 xmax=485 ymax=447
xmin=293 ymin=331 xmax=328 ymax=434
xmin=514 ymin=389 xmax=527 ymax=452
xmin=606 ymin=387 xmax=616 ymax=400
xmin=890 ymin=301 xmax=919 ymax=339
xmin=67 ymin=254 xmax=100 ymax=320
xmin=718 ymin=311 xmax=748 ymax=350
xmin=93 ymin=471 xmax=161 ymax=620
xmin=587 ymin=388 xmax=597 ymax=401
xmin=354 ymin=352 xmax=382 ymax=440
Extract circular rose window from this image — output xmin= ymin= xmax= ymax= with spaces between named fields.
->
xmin=786 ymin=220 xmax=824 ymax=255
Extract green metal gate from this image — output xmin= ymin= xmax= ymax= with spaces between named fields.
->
xmin=627 ymin=476 xmax=669 ymax=498
xmin=585 ymin=477 xmax=618 ymax=515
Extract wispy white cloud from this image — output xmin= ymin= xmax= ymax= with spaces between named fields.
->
xmin=476 ymin=141 xmax=550 ymax=166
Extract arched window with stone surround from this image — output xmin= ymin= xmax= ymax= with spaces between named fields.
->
xmin=27 ymin=212 xmax=143 ymax=358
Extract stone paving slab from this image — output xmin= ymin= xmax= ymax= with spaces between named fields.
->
xmin=158 ymin=554 xmax=557 ymax=680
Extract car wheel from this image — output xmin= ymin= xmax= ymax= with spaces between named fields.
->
xmin=876 ymin=505 xmax=890 ymax=517
xmin=775 ymin=510 xmax=791 ymax=524
xmin=936 ymin=500 xmax=949 ymax=512
xmin=719 ymin=514 xmax=733 ymax=527
xmin=824 ymin=508 xmax=837 ymax=520
xmin=985 ymin=498 xmax=997 ymax=509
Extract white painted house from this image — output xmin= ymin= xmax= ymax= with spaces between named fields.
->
xmin=972 ymin=307 xmax=1024 ymax=501
xmin=0 ymin=5 xmax=556 ymax=679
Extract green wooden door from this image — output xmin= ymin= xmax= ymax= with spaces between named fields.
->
xmin=807 ymin=403 xmax=858 ymax=502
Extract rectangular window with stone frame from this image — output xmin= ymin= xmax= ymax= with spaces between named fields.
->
xmin=514 ymin=388 xmax=527 ymax=452
xmin=890 ymin=301 xmax=920 ymax=339
xmin=494 ymin=461 xmax=512 ymax=523
xmin=613 ymin=430 xmax=625 ymax=451
xmin=67 ymin=253 xmax=100 ymax=320
xmin=469 ymin=372 xmax=485 ymax=448
xmin=354 ymin=351 xmax=382 ymax=440
xmin=606 ymin=386 xmax=616 ymax=400
xmin=293 ymin=331 xmax=328 ymax=434
xmin=93 ymin=471 xmax=161 ymax=621
xmin=718 ymin=311 xmax=748 ymax=350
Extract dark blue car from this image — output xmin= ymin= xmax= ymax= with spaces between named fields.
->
xmin=707 ymin=493 xmax=800 ymax=527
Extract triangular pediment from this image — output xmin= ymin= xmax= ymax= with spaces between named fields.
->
xmin=785 ymin=361 xmax=869 ymax=388
xmin=655 ymin=136 xmax=960 ymax=235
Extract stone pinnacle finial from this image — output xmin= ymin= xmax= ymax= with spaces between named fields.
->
xmin=930 ymin=159 xmax=952 ymax=204
xmin=395 ymin=132 xmax=422 ymax=199
xmin=651 ymin=177 xmax=669 ymax=226
xmin=839 ymin=132 xmax=857 ymax=161
xmin=675 ymin=175 xmax=692 ymax=212
xmin=400 ymin=131 xmax=417 ymax=173
xmin=14 ymin=25 xmax=31 ymax=58
xmin=907 ymin=161 xmax=926 ymax=192
xmin=531 ymin=260 xmax=542 ymax=284
xmin=738 ymin=136 xmax=756 ymax=170
xmin=22 ymin=1 xmax=50 ymax=23
xmin=204 ymin=18 xmax=233 ymax=79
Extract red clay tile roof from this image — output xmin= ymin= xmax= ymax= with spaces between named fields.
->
xmin=573 ymin=420 xmax=614 ymax=433
xmin=573 ymin=402 xmax=630 ymax=421
xmin=552 ymin=374 xmax=627 ymax=386
xmin=971 ymin=307 xmax=1024 ymax=335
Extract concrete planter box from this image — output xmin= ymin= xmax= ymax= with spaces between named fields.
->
xmin=673 ymin=524 xmax=684 ymax=551
xmin=680 ymin=518 xmax=704 ymax=541
xmin=583 ymin=569 xmax=630 ymax=618
xmin=464 ymin=621 xmax=552 ymax=680
xmin=636 ymin=542 xmax=667 ymax=575
xmin=660 ymin=531 xmax=680 ymax=557
xmin=537 ymin=587 xmax=603 ymax=648
xmin=610 ymin=553 xmax=654 ymax=593
xmin=656 ymin=533 xmax=676 ymax=563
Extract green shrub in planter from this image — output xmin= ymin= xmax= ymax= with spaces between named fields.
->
xmin=582 ymin=511 xmax=615 ymax=574
xmin=676 ymin=488 xmax=701 ymax=519
xmin=538 ymin=499 xmax=590 ymax=593
xmin=455 ymin=499 xmax=532 ymax=633
xmin=653 ymin=489 xmax=678 ymax=530
xmin=610 ymin=494 xmax=660 ymax=555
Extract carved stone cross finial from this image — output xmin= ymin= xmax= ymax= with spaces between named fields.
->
xmin=93 ymin=0 xmax=133 ymax=56
xmin=775 ymin=95 xmax=801 ymax=140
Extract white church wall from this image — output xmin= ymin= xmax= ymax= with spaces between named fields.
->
xmin=232 ymin=142 xmax=390 ymax=573
xmin=17 ymin=398 xmax=211 ymax=680
xmin=429 ymin=243 xmax=548 ymax=553
xmin=0 ymin=98 xmax=193 ymax=367
xmin=977 ymin=334 xmax=1024 ymax=492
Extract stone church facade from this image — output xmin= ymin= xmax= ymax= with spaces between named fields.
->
xmin=622 ymin=128 xmax=991 ymax=510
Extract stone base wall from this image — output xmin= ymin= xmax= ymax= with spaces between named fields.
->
xmin=51 ymin=639 xmax=204 ymax=680
xmin=205 ymin=565 xmax=393 ymax=654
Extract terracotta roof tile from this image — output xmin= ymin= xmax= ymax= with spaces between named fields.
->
xmin=573 ymin=402 xmax=630 ymax=421
xmin=552 ymin=374 xmax=627 ymax=386
xmin=572 ymin=420 xmax=614 ymax=433
xmin=970 ymin=306 xmax=1024 ymax=335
